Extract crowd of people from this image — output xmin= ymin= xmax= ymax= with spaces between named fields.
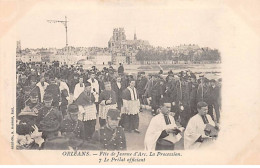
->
xmin=16 ymin=61 xmax=221 ymax=150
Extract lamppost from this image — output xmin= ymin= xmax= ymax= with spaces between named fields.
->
xmin=47 ymin=16 xmax=69 ymax=65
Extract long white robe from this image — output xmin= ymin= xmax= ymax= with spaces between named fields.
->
xmin=184 ymin=114 xmax=215 ymax=150
xmin=144 ymin=113 xmax=180 ymax=150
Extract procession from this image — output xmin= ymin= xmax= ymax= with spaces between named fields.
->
xmin=16 ymin=61 xmax=221 ymax=150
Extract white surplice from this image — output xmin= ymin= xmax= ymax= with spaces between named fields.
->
xmin=73 ymin=83 xmax=85 ymax=100
xmin=184 ymin=114 xmax=215 ymax=150
xmin=144 ymin=113 xmax=181 ymax=150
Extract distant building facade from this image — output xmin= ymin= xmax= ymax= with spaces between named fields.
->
xmin=108 ymin=28 xmax=150 ymax=65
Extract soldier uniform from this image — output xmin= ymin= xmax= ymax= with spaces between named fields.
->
xmin=93 ymin=109 xmax=126 ymax=150
xmin=26 ymin=92 xmax=44 ymax=115
xmin=36 ymin=94 xmax=63 ymax=127
xmin=60 ymin=104 xmax=85 ymax=140
xmin=39 ymin=111 xmax=69 ymax=150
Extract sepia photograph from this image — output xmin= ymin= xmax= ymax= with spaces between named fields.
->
xmin=15 ymin=7 xmax=221 ymax=152
xmin=1 ymin=0 xmax=260 ymax=165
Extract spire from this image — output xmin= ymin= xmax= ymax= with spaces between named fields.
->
xmin=134 ymin=28 xmax=137 ymax=40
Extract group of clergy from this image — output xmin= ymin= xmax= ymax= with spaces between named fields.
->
xmin=16 ymin=61 xmax=220 ymax=150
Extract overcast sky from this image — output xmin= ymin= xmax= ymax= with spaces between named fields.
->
xmin=17 ymin=0 xmax=226 ymax=49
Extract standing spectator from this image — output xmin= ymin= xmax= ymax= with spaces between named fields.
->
xmin=174 ymin=74 xmax=191 ymax=127
xmin=209 ymin=79 xmax=221 ymax=123
xmin=145 ymin=74 xmax=163 ymax=116
xmin=189 ymin=75 xmax=198 ymax=117
xmin=118 ymin=63 xmax=124 ymax=74
xmin=136 ymin=72 xmax=148 ymax=112
xmin=111 ymin=76 xmax=124 ymax=110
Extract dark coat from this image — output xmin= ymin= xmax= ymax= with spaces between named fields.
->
xmin=92 ymin=126 xmax=126 ymax=150
xmin=136 ymin=77 xmax=148 ymax=95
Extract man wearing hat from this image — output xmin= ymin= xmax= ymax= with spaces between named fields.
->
xmin=144 ymin=74 xmax=164 ymax=116
xmin=18 ymin=73 xmax=29 ymax=88
xmin=189 ymin=74 xmax=199 ymax=117
xmin=165 ymin=70 xmax=174 ymax=82
xmin=44 ymin=76 xmax=60 ymax=107
xmin=92 ymin=109 xmax=126 ymax=150
xmin=111 ymin=75 xmax=125 ymax=110
xmin=25 ymin=92 xmax=44 ymax=116
xmin=39 ymin=112 xmax=70 ymax=150
xmin=173 ymin=73 xmax=192 ymax=127
xmin=75 ymin=82 xmax=97 ymax=140
xmin=136 ymin=72 xmax=148 ymax=112
xmin=197 ymin=77 xmax=213 ymax=119
xmin=209 ymin=79 xmax=221 ymax=123
xmin=17 ymin=106 xmax=38 ymax=136
xmin=118 ymin=63 xmax=124 ymax=74
xmin=36 ymin=94 xmax=63 ymax=128
xmin=60 ymin=104 xmax=85 ymax=141
xmin=163 ymin=73 xmax=176 ymax=105
xmin=98 ymin=81 xmax=117 ymax=127
xmin=16 ymin=106 xmax=44 ymax=149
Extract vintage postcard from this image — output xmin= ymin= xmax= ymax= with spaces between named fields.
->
xmin=0 ymin=0 xmax=259 ymax=165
